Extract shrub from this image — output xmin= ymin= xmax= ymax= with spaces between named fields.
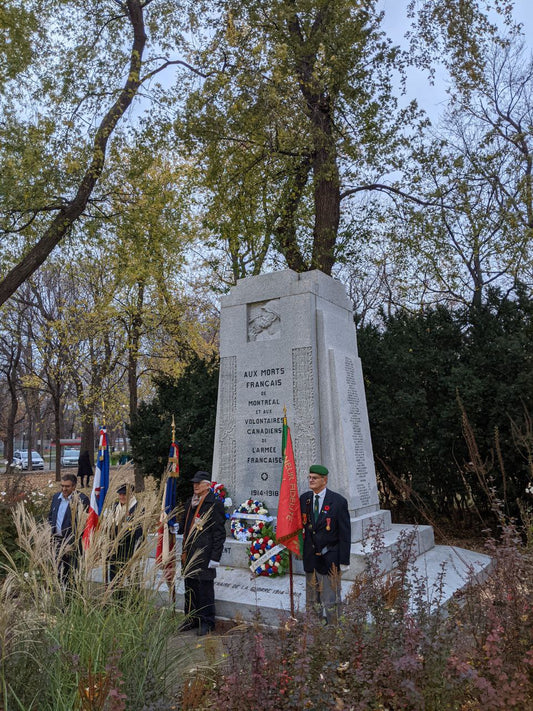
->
xmin=0 ymin=474 xmax=53 ymax=575
xmin=206 ymin=523 xmax=533 ymax=710
xmin=128 ymin=353 xmax=219 ymax=503
xmin=358 ymin=288 xmax=533 ymax=525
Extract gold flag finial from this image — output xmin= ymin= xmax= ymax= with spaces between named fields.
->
xmin=168 ymin=415 xmax=179 ymax=477
xmin=102 ymin=401 xmax=106 ymax=426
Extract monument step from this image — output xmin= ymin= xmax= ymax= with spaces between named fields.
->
xmin=173 ymin=523 xmax=433 ymax=581
xmin=172 ymin=544 xmax=491 ymax=625
xmin=344 ymin=523 xmax=435 ymax=579
xmin=91 ymin=539 xmax=490 ymax=625
xmin=349 ymin=508 xmax=392 ymax=542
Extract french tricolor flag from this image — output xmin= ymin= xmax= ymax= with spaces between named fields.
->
xmin=82 ymin=425 xmax=110 ymax=549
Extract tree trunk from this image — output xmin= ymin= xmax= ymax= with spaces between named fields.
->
xmin=72 ymin=372 xmax=96 ymax=468
xmin=5 ymin=384 xmax=18 ymax=469
xmin=0 ymin=0 xmax=148 ymax=307
xmin=129 ymin=280 xmax=145 ymax=492
xmin=26 ymin=413 xmax=33 ymax=472
xmin=310 ymin=133 xmax=340 ymax=275
xmin=53 ymin=393 xmax=62 ymax=482
xmin=80 ymin=417 xmax=95 ymax=468
xmin=286 ymin=10 xmax=341 ymax=275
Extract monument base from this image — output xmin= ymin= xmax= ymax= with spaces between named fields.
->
xmin=169 ymin=528 xmax=491 ymax=624
xmin=172 ymin=542 xmax=490 ymax=625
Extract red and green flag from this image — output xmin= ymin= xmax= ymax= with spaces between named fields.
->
xmin=276 ymin=415 xmax=303 ymax=557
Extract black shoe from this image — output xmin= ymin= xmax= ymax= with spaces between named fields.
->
xmin=197 ymin=623 xmax=211 ymax=637
xmin=179 ymin=621 xmax=197 ymax=632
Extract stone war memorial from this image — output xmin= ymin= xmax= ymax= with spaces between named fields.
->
xmin=176 ymin=269 xmax=491 ymax=623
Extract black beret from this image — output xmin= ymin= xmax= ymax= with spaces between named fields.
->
xmin=116 ymin=483 xmax=133 ymax=495
xmin=191 ymin=471 xmax=212 ymax=483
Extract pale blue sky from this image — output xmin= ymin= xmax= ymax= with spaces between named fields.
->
xmin=379 ymin=0 xmax=533 ymax=119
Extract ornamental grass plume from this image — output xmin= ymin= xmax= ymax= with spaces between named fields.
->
xmin=0 ymin=483 xmax=189 ymax=711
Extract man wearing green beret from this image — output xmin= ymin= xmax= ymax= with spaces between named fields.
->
xmin=300 ymin=464 xmax=351 ymax=624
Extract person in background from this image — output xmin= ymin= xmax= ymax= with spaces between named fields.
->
xmin=300 ymin=464 xmax=351 ymax=624
xmin=48 ymin=474 xmax=90 ymax=584
xmin=107 ymin=483 xmax=144 ymax=585
xmin=178 ymin=471 xmax=226 ymax=636
xmin=77 ymin=450 xmax=93 ymax=488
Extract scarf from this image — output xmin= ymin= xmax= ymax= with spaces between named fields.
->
xmin=113 ymin=496 xmax=137 ymax=527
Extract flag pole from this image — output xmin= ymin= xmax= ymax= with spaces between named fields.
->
xmin=289 ymin=549 xmax=295 ymax=617
xmin=156 ymin=415 xmax=179 ymax=608
xmin=102 ymin=402 xmax=105 ymax=586
xmin=277 ymin=406 xmax=303 ymax=620
xmin=283 ymin=406 xmax=295 ymax=619
xmin=170 ymin=415 xmax=177 ymax=607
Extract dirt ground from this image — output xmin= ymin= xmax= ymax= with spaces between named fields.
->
xmin=3 ymin=465 xmax=136 ymax=494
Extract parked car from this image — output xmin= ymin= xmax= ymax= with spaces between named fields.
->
xmin=61 ymin=449 xmax=80 ymax=467
xmin=12 ymin=450 xmax=45 ymax=470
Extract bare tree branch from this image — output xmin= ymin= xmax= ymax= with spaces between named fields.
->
xmin=340 ymin=182 xmax=453 ymax=208
xmin=0 ymin=0 xmax=148 ymax=307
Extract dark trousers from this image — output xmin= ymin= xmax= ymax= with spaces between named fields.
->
xmin=108 ymin=558 xmax=122 ymax=584
xmin=184 ymin=577 xmax=215 ymax=629
xmin=53 ymin=535 xmax=76 ymax=586
xmin=305 ymin=568 xmax=342 ymax=625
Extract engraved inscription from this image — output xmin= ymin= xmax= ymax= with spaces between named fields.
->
xmin=345 ymin=356 xmax=371 ymax=507
xmin=240 ymin=363 xmax=285 ymax=508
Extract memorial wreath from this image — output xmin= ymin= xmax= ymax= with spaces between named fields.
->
xmin=210 ymin=481 xmax=228 ymax=503
xmin=248 ymin=525 xmax=289 ymax=577
xmin=230 ymin=499 xmax=273 ymax=541
xmin=210 ymin=481 xmax=232 ymax=518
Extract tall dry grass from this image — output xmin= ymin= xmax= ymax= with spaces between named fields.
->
xmin=0 ymin=479 xmax=187 ymax=711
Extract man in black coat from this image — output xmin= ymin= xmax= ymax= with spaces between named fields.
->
xmin=300 ymin=464 xmax=351 ymax=624
xmin=108 ymin=483 xmax=144 ymax=584
xmin=178 ymin=471 xmax=226 ymax=636
xmin=48 ymin=473 xmax=90 ymax=584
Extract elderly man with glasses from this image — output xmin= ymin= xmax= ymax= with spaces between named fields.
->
xmin=300 ymin=464 xmax=351 ymax=624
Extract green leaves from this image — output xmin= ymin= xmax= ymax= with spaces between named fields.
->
xmin=129 ymin=354 xmax=219 ymax=495
xmin=0 ymin=2 xmax=37 ymax=89
xmin=178 ymin=0 xmax=412 ymax=278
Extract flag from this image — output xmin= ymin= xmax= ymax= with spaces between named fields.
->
xmin=156 ymin=440 xmax=179 ymax=584
xmin=82 ymin=425 xmax=110 ymax=549
xmin=276 ymin=416 xmax=303 ymax=556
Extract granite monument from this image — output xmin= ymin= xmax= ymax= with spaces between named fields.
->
xmin=173 ymin=269 xmax=491 ymax=623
